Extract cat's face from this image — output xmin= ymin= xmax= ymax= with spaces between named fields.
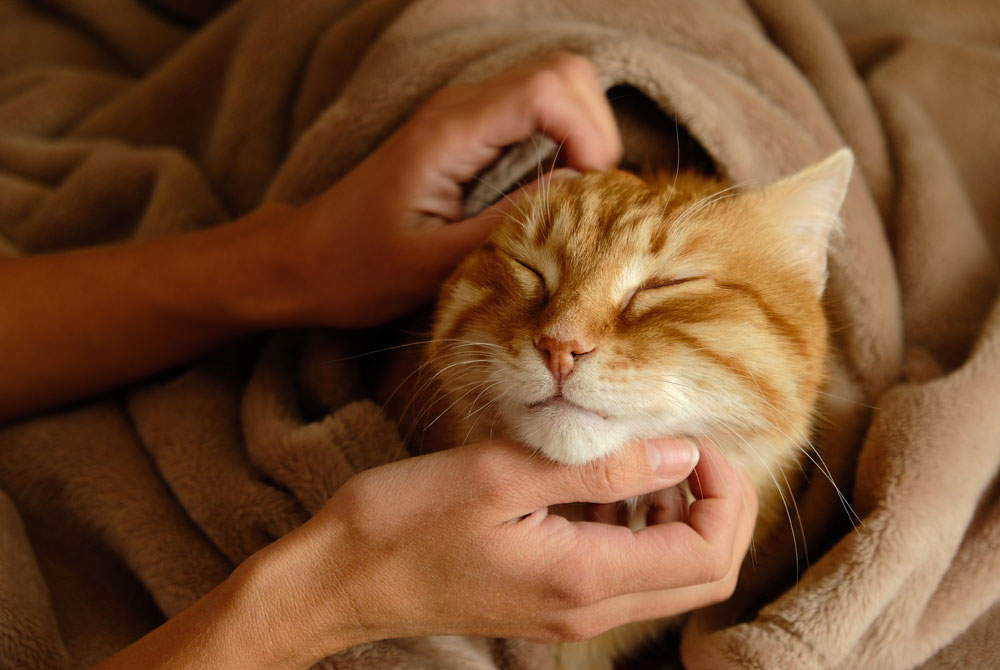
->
xmin=429 ymin=151 xmax=852 ymax=466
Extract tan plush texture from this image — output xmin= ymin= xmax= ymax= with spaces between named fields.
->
xmin=1 ymin=1 xmax=998 ymax=668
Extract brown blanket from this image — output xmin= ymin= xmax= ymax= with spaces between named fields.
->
xmin=2 ymin=1 xmax=999 ymax=668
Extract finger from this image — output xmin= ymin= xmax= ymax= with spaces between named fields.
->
xmin=458 ymin=167 xmax=581 ymax=234
xmin=412 ymin=53 xmax=621 ymax=182
xmin=646 ymin=486 xmax=688 ymax=525
xmin=526 ymin=437 xmax=701 ymax=510
xmin=569 ymin=471 xmax=756 ymax=629
xmin=549 ymin=572 xmax=739 ymax=641
xmin=563 ymin=446 xmax=746 ymax=597
xmin=554 ymin=54 xmax=621 ymax=168
xmin=452 ymin=437 xmax=698 ymax=523
xmin=584 ymin=501 xmax=630 ymax=526
xmin=684 ymin=444 xmax=752 ymax=544
xmin=484 ymin=65 xmax=621 ymax=172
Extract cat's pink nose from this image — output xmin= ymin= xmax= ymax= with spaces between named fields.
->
xmin=535 ymin=336 xmax=595 ymax=384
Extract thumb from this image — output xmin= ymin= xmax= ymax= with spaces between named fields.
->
xmin=523 ymin=437 xmax=701 ymax=510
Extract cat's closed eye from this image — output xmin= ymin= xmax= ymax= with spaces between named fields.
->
xmin=514 ymin=259 xmax=544 ymax=285
xmin=621 ymin=275 xmax=706 ymax=315
xmin=504 ymin=252 xmax=548 ymax=298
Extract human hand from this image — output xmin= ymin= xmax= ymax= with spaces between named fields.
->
xmin=247 ymin=438 xmax=756 ymax=666
xmin=281 ymin=52 xmax=622 ymax=327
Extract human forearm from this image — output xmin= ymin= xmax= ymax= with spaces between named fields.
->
xmin=0 ymin=52 xmax=623 ymax=423
xmin=0 ymin=203 xmax=306 ymax=422
xmin=90 ymin=524 xmax=363 ymax=670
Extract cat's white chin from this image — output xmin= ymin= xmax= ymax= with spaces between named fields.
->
xmin=508 ymin=402 xmax=631 ymax=465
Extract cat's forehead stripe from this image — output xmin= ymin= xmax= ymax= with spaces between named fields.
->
xmin=648 ymin=210 xmax=670 ymax=255
xmin=532 ymin=210 xmax=552 ymax=246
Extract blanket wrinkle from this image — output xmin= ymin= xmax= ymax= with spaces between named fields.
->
xmin=747 ymin=0 xmax=896 ymax=219
xmin=0 ymin=491 xmax=75 ymax=670
xmin=127 ymin=361 xmax=310 ymax=565
xmin=1 ymin=1 xmax=999 ymax=668
xmin=242 ymin=334 xmax=406 ymax=515
xmin=41 ymin=0 xmax=189 ymax=74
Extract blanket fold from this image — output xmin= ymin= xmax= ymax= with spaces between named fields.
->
xmin=2 ymin=1 xmax=998 ymax=668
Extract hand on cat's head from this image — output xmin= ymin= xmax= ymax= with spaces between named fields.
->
xmin=285 ymin=52 xmax=621 ymax=328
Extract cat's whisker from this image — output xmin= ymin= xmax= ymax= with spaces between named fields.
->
xmin=636 ymin=349 xmax=861 ymax=541
xmin=486 ymin=385 xmax=514 ymax=443
xmin=469 ymin=174 xmax=533 ymax=227
xmin=736 ymin=365 xmax=863 ymax=532
xmin=423 ymin=377 xmax=493 ymax=430
xmin=669 ymin=115 xmax=682 ymax=201
xmin=547 ymin=134 xmax=567 ymax=219
xmin=394 ymin=355 xmax=495 ymax=439
xmin=670 ymin=178 xmax=763 ymax=230
xmin=526 ymin=130 xmax=552 ymax=223
xmin=458 ymin=375 xmax=511 ymax=444
xmin=383 ymin=346 xmax=491 ymax=410
xmin=317 ymin=336 xmax=500 ymax=365
xmin=644 ymin=366 xmax=862 ymax=537
xmin=717 ymin=422 xmax=805 ymax=579
xmin=465 ymin=380 xmax=502 ymax=420
xmin=462 ymin=398 xmax=498 ymax=445
xmin=432 ymin=337 xmax=505 ymax=348
xmin=411 ymin=365 xmax=490 ymax=414
xmin=405 ymin=374 xmax=490 ymax=448
xmin=671 ymin=191 xmax=742 ymax=229
xmin=815 ymin=389 xmax=877 ymax=410
xmin=378 ymin=352 xmax=451 ymax=419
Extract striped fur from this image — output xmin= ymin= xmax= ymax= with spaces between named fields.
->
xmin=415 ymin=150 xmax=853 ymax=668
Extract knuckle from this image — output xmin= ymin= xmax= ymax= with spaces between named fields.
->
xmin=465 ymin=450 xmax=513 ymax=504
xmin=524 ymin=68 xmax=565 ymax=100
xmin=542 ymin=613 xmax=604 ymax=643
xmin=546 ymin=51 xmax=596 ymax=79
xmin=332 ymin=475 xmax=377 ymax=531
xmin=709 ymin=568 xmax=741 ymax=604
xmin=554 ymin=581 xmax=591 ymax=610
xmin=579 ymin=457 xmax=627 ymax=502
xmin=545 ymin=561 xmax=599 ymax=609
xmin=690 ymin=558 xmax=716 ymax=586
xmin=406 ymin=105 xmax=447 ymax=140
xmin=704 ymin=543 xmax=735 ymax=584
xmin=405 ymin=88 xmax=462 ymax=138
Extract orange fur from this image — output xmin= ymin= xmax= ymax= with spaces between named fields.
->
xmin=397 ymin=150 xmax=853 ymax=668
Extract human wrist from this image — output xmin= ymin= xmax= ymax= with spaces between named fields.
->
xmin=223 ymin=194 xmax=391 ymax=330
xmin=230 ymin=513 xmax=373 ymax=668
xmin=201 ymin=201 xmax=319 ymax=331
xmin=90 ymin=533 xmax=343 ymax=670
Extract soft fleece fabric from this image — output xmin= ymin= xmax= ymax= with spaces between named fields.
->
xmin=1 ymin=1 xmax=999 ymax=668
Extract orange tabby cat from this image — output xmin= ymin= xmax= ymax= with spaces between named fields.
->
xmin=402 ymin=149 xmax=853 ymax=668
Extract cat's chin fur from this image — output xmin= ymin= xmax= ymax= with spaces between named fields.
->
xmin=505 ymin=402 xmax=633 ymax=465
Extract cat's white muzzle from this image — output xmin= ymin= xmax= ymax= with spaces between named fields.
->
xmin=509 ymin=400 xmax=632 ymax=465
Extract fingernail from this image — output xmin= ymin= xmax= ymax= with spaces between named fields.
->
xmin=645 ymin=438 xmax=700 ymax=477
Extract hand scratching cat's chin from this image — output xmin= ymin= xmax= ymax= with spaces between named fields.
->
xmin=507 ymin=401 xmax=632 ymax=465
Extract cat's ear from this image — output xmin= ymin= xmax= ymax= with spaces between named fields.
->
xmin=759 ymin=148 xmax=854 ymax=293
